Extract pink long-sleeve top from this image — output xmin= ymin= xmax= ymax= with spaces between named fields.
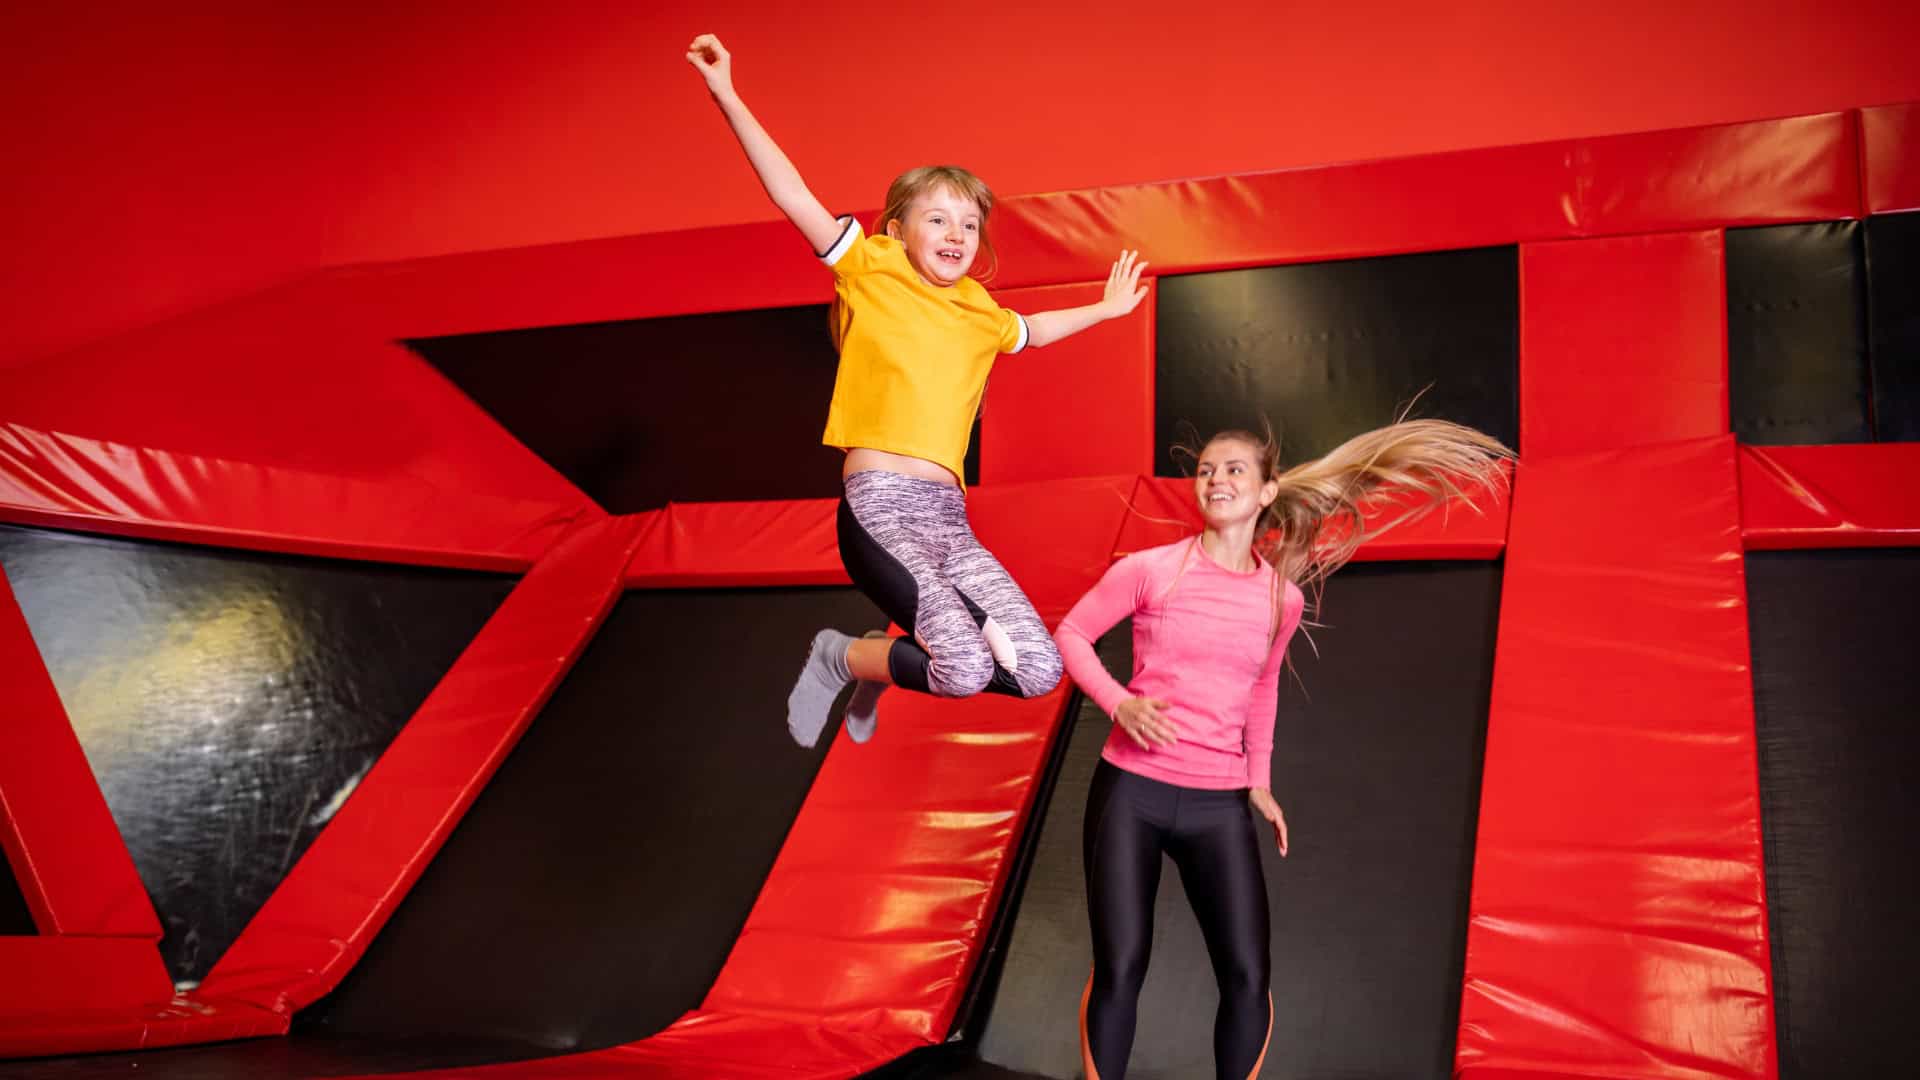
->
xmin=1054 ymin=537 xmax=1306 ymax=791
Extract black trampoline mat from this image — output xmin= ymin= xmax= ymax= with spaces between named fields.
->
xmin=1747 ymin=549 xmax=1920 ymax=1079
xmin=296 ymin=586 xmax=887 ymax=1059
xmin=890 ymin=561 xmax=1501 ymax=1079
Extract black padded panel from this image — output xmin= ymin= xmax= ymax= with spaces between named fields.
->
xmin=1727 ymin=221 xmax=1871 ymax=444
xmin=413 ymin=305 xmax=988 ymax=511
xmin=0 ymin=844 xmax=33 ymax=935
xmin=1866 ymin=212 xmax=1920 ymax=441
xmin=0 ymin=525 xmax=514 ymax=985
xmin=1154 ymin=248 xmax=1519 ymax=472
xmin=916 ymin=561 xmax=1500 ymax=1079
xmin=1746 ymin=549 xmax=1920 ymax=1079
xmin=300 ymin=587 xmax=884 ymax=1065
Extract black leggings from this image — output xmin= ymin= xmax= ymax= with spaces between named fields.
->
xmin=1082 ymin=759 xmax=1272 ymax=1079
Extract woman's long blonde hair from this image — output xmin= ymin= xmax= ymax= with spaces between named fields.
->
xmin=1188 ymin=414 xmax=1513 ymax=608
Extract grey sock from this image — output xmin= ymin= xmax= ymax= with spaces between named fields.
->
xmin=787 ymin=629 xmax=854 ymax=748
xmin=844 ymin=631 xmax=891 ymax=744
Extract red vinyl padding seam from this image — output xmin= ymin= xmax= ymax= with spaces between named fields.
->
xmin=0 ymin=567 xmax=159 ymax=938
xmin=1739 ymin=443 xmax=1920 ymax=548
xmin=196 ymin=514 xmax=650 ymax=1017
xmin=0 ymin=422 xmax=597 ymax=572
xmin=1455 ymin=439 xmax=1777 ymax=1079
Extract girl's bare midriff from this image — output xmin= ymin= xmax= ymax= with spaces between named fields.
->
xmin=844 ymin=447 xmax=960 ymax=487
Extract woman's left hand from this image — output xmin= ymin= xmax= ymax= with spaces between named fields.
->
xmin=1248 ymin=788 xmax=1288 ymax=857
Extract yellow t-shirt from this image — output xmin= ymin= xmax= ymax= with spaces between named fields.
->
xmin=817 ymin=217 xmax=1029 ymax=482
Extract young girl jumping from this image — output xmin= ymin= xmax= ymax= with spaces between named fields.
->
xmin=687 ymin=34 xmax=1150 ymax=747
xmin=1057 ymin=419 xmax=1510 ymax=1079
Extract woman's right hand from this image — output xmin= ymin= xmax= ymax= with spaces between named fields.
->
xmin=1113 ymin=696 xmax=1177 ymax=750
xmin=685 ymin=33 xmax=734 ymax=97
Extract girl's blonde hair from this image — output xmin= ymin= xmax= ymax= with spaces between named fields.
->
xmin=1181 ymin=414 xmax=1514 ymax=614
xmin=875 ymin=165 xmax=1000 ymax=283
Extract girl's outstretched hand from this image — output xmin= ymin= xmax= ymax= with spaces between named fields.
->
xmin=1099 ymin=249 xmax=1150 ymax=318
xmin=1113 ymin=695 xmax=1177 ymax=750
xmin=686 ymin=33 xmax=734 ymax=97
xmin=1248 ymin=788 xmax=1288 ymax=856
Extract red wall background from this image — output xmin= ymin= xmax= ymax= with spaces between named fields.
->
xmin=4 ymin=0 xmax=1920 ymax=368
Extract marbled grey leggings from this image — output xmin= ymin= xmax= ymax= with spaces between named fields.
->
xmin=838 ymin=470 xmax=1063 ymax=698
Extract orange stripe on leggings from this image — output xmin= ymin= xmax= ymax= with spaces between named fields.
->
xmin=1243 ymin=990 xmax=1273 ymax=1078
xmin=1080 ymin=967 xmax=1101 ymax=1080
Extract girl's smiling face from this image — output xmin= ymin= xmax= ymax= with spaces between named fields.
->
xmin=1195 ymin=436 xmax=1280 ymax=530
xmin=886 ymin=185 xmax=981 ymax=286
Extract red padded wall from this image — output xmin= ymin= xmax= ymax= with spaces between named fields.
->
xmin=1458 ymin=439 xmax=1776 ymax=1079
xmin=982 ymin=280 xmax=1156 ymax=485
xmin=9 ymin=3 xmax=1919 ymax=368
xmin=1520 ymin=232 xmax=1728 ymax=456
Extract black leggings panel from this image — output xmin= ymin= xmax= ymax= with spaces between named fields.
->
xmin=1082 ymin=759 xmax=1272 ymax=1079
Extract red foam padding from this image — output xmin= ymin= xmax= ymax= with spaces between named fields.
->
xmin=1459 ymin=1060 xmax=1628 ymax=1068
xmin=1863 ymin=102 xmax=1920 ymax=213
xmin=1114 ymin=473 xmax=1512 ymax=563
xmin=1520 ymin=232 xmax=1728 ymax=457
xmin=198 ymin=515 xmax=649 ymax=1017
xmin=0 ymin=422 xmax=594 ymax=571
xmin=171 ymin=109 xmax=1875 ymax=355
xmin=623 ymin=499 xmax=844 ymax=587
xmin=1456 ymin=438 xmax=1776 ymax=1079
xmin=992 ymin=112 xmax=1855 ymax=289
xmin=701 ymin=690 xmax=1068 ymax=1038
xmin=0 ymin=569 xmax=159 ymax=937
xmin=0 ymin=938 xmax=174 ymax=1029
xmin=1739 ymin=443 xmax=1920 ymax=548
xmin=981 ymin=280 xmax=1156 ymax=484
xmin=0 ymin=289 xmax=597 ymax=523
xmin=964 ymin=476 xmax=1152 ymax=623
xmin=0 ymin=993 xmax=287 ymax=1059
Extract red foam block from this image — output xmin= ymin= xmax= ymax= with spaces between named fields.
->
xmin=982 ymin=280 xmax=1156 ymax=485
xmin=1739 ymin=442 xmax=1920 ymax=549
xmin=0 ymin=422 xmax=593 ymax=571
xmin=1457 ymin=438 xmax=1775 ymax=1079
xmin=1519 ymin=232 xmax=1728 ymax=458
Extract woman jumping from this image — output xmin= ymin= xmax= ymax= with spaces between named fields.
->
xmin=1057 ymin=419 xmax=1510 ymax=1078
